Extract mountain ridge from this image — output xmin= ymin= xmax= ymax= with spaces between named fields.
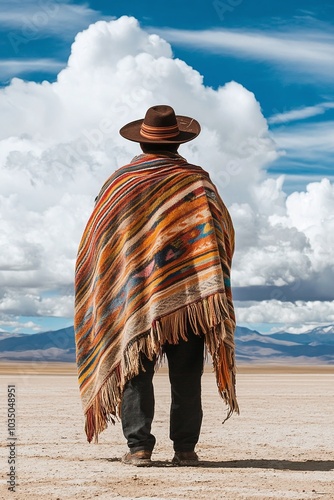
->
xmin=0 ymin=325 xmax=333 ymax=364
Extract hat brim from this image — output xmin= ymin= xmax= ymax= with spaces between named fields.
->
xmin=119 ymin=115 xmax=201 ymax=144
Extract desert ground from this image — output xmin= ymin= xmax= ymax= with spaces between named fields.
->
xmin=0 ymin=363 xmax=333 ymax=500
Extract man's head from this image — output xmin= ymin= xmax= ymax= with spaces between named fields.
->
xmin=139 ymin=142 xmax=179 ymax=154
xmin=119 ymin=105 xmax=200 ymax=146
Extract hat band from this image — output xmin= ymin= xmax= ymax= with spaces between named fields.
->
xmin=140 ymin=122 xmax=180 ymax=140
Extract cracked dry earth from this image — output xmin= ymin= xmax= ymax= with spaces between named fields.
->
xmin=0 ymin=364 xmax=333 ymax=500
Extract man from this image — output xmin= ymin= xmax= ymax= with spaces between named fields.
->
xmin=75 ymin=105 xmax=239 ymax=467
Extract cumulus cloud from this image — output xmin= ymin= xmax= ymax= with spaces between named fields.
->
xmin=270 ymin=179 xmax=334 ymax=273
xmin=0 ymin=16 xmax=333 ymax=330
xmin=231 ymin=176 xmax=334 ymax=298
xmin=236 ymin=299 xmax=334 ymax=330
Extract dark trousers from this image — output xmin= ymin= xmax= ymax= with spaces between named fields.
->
xmin=121 ymin=328 xmax=204 ymax=453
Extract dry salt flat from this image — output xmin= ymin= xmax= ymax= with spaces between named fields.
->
xmin=0 ymin=363 xmax=333 ymax=500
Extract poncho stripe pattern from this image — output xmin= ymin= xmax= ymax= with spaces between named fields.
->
xmin=75 ymin=153 xmax=239 ymax=442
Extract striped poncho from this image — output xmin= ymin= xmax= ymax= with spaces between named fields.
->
xmin=75 ymin=152 xmax=239 ymax=443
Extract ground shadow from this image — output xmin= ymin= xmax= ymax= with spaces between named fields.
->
xmin=104 ymin=457 xmax=334 ymax=471
xmin=198 ymin=459 xmax=334 ymax=471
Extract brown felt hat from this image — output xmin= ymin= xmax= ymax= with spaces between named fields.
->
xmin=119 ymin=105 xmax=201 ymax=144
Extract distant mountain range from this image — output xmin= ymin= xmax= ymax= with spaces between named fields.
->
xmin=0 ymin=324 xmax=333 ymax=364
xmin=0 ymin=327 xmax=75 ymax=362
xmin=235 ymin=325 xmax=334 ymax=364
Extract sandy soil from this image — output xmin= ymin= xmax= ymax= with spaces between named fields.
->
xmin=0 ymin=365 xmax=333 ymax=500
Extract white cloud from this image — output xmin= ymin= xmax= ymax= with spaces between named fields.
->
xmin=236 ymin=300 xmax=334 ymax=327
xmin=270 ymin=178 xmax=334 ymax=274
xmin=0 ymin=290 xmax=74 ymax=318
xmin=0 ymin=16 xmax=333 ymax=329
xmin=231 ymin=176 xmax=334 ymax=292
xmin=1 ymin=0 xmax=107 ymax=43
xmin=154 ymin=26 xmax=334 ymax=79
xmin=0 ymin=59 xmax=64 ymax=80
xmin=0 ymin=16 xmax=276 ymax=321
xmin=268 ymin=102 xmax=334 ymax=124
xmin=268 ymin=119 xmax=334 ymax=193
xmin=0 ymin=318 xmax=41 ymax=333
xmin=271 ymin=121 xmax=334 ymax=156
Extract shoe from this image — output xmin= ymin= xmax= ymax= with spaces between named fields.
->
xmin=172 ymin=451 xmax=199 ymax=466
xmin=121 ymin=450 xmax=152 ymax=467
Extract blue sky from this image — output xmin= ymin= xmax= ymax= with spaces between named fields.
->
xmin=1 ymin=0 xmax=334 ymax=334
